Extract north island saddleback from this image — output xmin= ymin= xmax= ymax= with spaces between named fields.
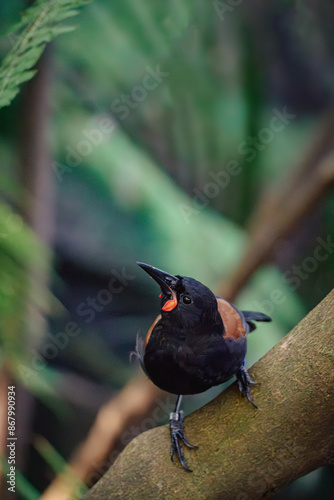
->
xmin=134 ymin=262 xmax=272 ymax=472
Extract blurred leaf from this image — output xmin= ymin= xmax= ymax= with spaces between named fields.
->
xmin=0 ymin=0 xmax=91 ymax=108
xmin=0 ymin=202 xmax=65 ymax=411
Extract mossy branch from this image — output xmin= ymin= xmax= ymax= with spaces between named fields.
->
xmin=83 ymin=289 xmax=334 ymax=499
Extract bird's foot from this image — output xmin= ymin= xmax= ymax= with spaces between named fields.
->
xmin=236 ymin=365 xmax=259 ymax=409
xmin=169 ymin=410 xmax=198 ymax=472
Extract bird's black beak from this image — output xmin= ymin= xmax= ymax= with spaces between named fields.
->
xmin=136 ymin=262 xmax=179 ymax=295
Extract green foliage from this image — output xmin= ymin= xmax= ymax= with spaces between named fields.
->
xmin=53 ymin=0 xmax=306 ymax=223
xmin=0 ymin=0 xmax=91 ymax=108
xmin=0 ymin=201 xmax=62 ymax=406
xmin=0 ymin=202 xmax=44 ymax=343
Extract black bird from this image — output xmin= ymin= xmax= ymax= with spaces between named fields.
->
xmin=134 ymin=262 xmax=271 ymax=471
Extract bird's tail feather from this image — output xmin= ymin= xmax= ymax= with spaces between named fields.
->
xmin=242 ymin=311 xmax=272 ymax=322
xmin=242 ymin=311 xmax=272 ymax=333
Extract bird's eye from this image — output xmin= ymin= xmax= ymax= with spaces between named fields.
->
xmin=183 ymin=296 xmax=191 ymax=304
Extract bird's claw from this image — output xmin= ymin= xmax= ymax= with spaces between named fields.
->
xmin=237 ymin=365 xmax=259 ymax=409
xmin=169 ymin=410 xmax=198 ymax=472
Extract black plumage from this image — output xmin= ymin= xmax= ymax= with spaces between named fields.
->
xmin=134 ymin=262 xmax=271 ymax=471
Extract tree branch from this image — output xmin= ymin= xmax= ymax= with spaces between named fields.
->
xmin=82 ymin=289 xmax=334 ymax=500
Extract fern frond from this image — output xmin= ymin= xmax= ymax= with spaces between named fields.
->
xmin=0 ymin=0 xmax=91 ymax=109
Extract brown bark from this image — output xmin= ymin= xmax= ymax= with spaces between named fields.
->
xmin=83 ymin=289 xmax=334 ymax=500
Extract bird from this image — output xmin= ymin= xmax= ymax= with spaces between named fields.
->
xmin=134 ymin=262 xmax=272 ymax=471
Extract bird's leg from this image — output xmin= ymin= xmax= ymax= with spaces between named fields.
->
xmin=236 ymin=363 xmax=259 ymax=409
xmin=169 ymin=395 xmax=198 ymax=472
